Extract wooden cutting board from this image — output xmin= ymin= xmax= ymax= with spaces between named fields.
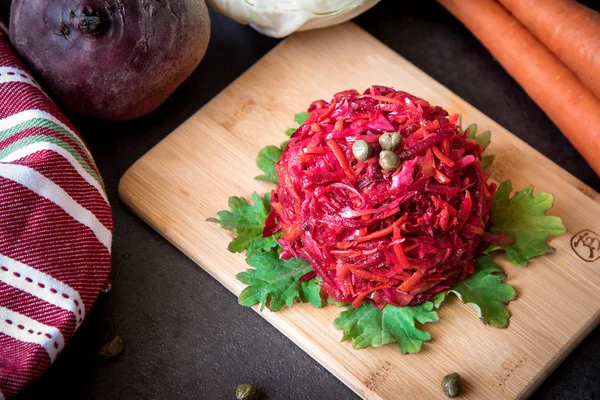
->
xmin=119 ymin=23 xmax=600 ymax=399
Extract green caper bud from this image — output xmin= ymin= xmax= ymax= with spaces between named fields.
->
xmin=378 ymin=131 xmax=402 ymax=151
xmin=236 ymin=383 xmax=258 ymax=400
xmin=442 ymin=373 xmax=462 ymax=398
xmin=379 ymin=150 xmax=400 ymax=171
xmin=98 ymin=335 xmax=123 ymax=359
xmin=352 ymin=140 xmax=372 ymax=162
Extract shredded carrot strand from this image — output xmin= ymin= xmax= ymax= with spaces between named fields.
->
xmin=392 ymin=227 xmax=410 ymax=270
xmin=442 ymin=138 xmax=450 ymax=155
xmin=351 ymin=285 xmax=392 ymax=309
xmin=356 ymin=215 xmax=407 ymax=242
xmin=433 ymin=168 xmax=451 ymax=184
xmin=398 ymin=269 xmax=425 ymax=292
xmin=336 ymin=241 xmax=356 ymax=250
xmin=355 ymin=224 xmax=394 ymax=241
xmin=349 ymin=266 xmax=393 ymax=283
xmin=318 ymin=98 xmax=337 ymax=122
xmin=432 ymin=145 xmax=455 ymax=167
xmin=336 ymin=263 xmax=349 ymax=282
xmin=303 ymin=147 xmax=328 ymax=154
xmin=331 ymin=249 xmax=363 ymax=257
xmin=326 ymin=139 xmax=354 ymax=180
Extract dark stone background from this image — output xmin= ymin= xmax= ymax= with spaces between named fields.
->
xmin=12 ymin=1 xmax=600 ymax=399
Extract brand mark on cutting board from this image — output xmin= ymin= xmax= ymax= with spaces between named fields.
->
xmin=571 ymin=230 xmax=600 ymax=262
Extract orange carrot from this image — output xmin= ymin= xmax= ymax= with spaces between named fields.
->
xmin=351 ymin=285 xmax=392 ymax=309
xmin=498 ymin=0 xmax=600 ymax=100
xmin=398 ymin=269 xmax=425 ymax=292
xmin=437 ymin=0 xmax=600 ymax=176
xmin=326 ymin=139 xmax=354 ymax=180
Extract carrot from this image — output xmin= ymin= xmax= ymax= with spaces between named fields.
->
xmin=326 ymin=139 xmax=354 ymax=180
xmin=398 ymin=269 xmax=425 ymax=292
xmin=497 ymin=0 xmax=600 ymax=100
xmin=437 ymin=0 xmax=600 ymax=176
xmin=351 ymin=285 xmax=392 ymax=309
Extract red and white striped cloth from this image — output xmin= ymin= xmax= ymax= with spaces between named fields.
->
xmin=0 ymin=25 xmax=113 ymax=398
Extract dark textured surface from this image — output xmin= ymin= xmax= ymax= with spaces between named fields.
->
xmin=13 ymin=1 xmax=600 ymax=399
xmin=0 ymin=0 xmax=9 ymax=25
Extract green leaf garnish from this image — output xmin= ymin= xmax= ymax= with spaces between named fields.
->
xmin=449 ymin=255 xmax=516 ymax=328
xmin=207 ymin=193 xmax=277 ymax=255
xmin=466 ymin=123 xmax=493 ymax=170
xmin=256 ymin=111 xmax=305 ymax=182
xmin=327 ymin=298 xmax=350 ymax=307
xmin=432 ymin=292 xmax=446 ymax=308
xmin=481 ymin=155 xmax=494 ymax=170
xmin=486 ymin=180 xmax=566 ymax=266
xmin=255 ymin=145 xmax=283 ymax=183
xmin=334 ymin=301 xmax=438 ymax=354
xmin=237 ymin=248 xmax=324 ymax=311
xmin=294 ymin=111 xmax=309 ymax=126
xmin=466 ymin=123 xmax=491 ymax=150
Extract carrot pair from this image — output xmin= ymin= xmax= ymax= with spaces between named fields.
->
xmin=437 ymin=0 xmax=600 ymax=176
xmin=499 ymin=0 xmax=600 ymax=100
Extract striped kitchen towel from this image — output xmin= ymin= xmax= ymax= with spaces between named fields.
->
xmin=0 ymin=26 xmax=113 ymax=398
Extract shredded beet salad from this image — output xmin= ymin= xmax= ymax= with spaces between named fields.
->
xmin=265 ymin=86 xmax=496 ymax=309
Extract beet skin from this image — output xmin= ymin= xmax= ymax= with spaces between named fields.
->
xmin=10 ymin=0 xmax=210 ymax=121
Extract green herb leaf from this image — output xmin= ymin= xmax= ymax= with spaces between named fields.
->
xmin=481 ymin=154 xmax=495 ymax=170
xmin=449 ymin=255 xmax=516 ymax=328
xmin=432 ymin=292 xmax=446 ymax=308
xmin=327 ymin=298 xmax=350 ymax=307
xmin=467 ymin=123 xmax=477 ymax=138
xmin=286 ymin=110 xmax=307 ymax=135
xmin=486 ymin=180 xmax=566 ymax=266
xmin=237 ymin=248 xmax=324 ymax=311
xmin=334 ymin=301 xmax=438 ymax=354
xmin=466 ymin=123 xmax=491 ymax=150
xmin=294 ymin=111 xmax=309 ymax=126
xmin=208 ymin=193 xmax=277 ymax=255
xmin=255 ymin=145 xmax=283 ymax=183
xmin=257 ymin=111 xmax=306 ymax=182
xmin=465 ymin=123 xmax=493 ymax=168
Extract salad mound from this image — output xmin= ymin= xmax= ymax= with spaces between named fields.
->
xmin=266 ymin=86 xmax=496 ymax=308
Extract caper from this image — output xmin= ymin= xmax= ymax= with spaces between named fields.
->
xmin=378 ymin=131 xmax=402 ymax=151
xmin=236 ymin=383 xmax=258 ymax=400
xmin=98 ymin=335 xmax=123 ymax=359
xmin=442 ymin=372 xmax=462 ymax=398
xmin=379 ymin=150 xmax=400 ymax=171
xmin=100 ymin=282 xmax=112 ymax=293
xmin=352 ymin=140 xmax=372 ymax=162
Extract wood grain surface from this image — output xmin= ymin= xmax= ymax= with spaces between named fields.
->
xmin=119 ymin=23 xmax=600 ymax=399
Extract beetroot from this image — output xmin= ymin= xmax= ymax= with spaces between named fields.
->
xmin=266 ymin=86 xmax=495 ymax=308
xmin=9 ymin=0 xmax=210 ymax=121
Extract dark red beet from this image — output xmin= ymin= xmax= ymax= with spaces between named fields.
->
xmin=9 ymin=0 xmax=210 ymax=120
xmin=267 ymin=86 xmax=495 ymax=308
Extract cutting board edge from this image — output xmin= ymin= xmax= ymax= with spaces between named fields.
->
xmin=520 ymin=308 xmax=600 ymax=399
